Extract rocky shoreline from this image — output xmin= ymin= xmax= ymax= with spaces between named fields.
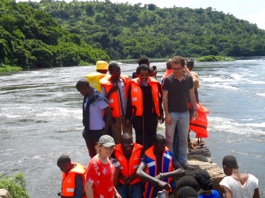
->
xmin=184 ymin=139 xmax=225 ymax=197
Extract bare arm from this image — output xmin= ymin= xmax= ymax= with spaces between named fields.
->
xmin=114 ymin=166 xmax=120 ymax=186
xmin=85 ymin=181 xmax=94 ymax=198
xmin=253 ymin=188 xmax=260 ymax=198
xmin=191 ymin=72 xmax=199 ymax=89
xmin=114 ymin=187 xmax=122 ymax=198
xmin=162 ymin=90 xmax=171 ymax=125
xmin=222 ymin=185 xmax=233 ymax=198
xmin=105 ymin=84 xmax=118 ymax=99
xmin=189 ymin=88 xmax=198 ymax=120
xmin=103 ymin=106 xmax=112 ymax=134
xmin=183 ymin=66 xmax=199 ymax=88
xmin=136 ymin=162 xmax=171 ymax=191
xmin=159 ymin=168 xmax=185 ymax=180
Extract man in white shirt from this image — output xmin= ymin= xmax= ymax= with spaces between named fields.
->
xmin=219 ymin=155 xmax=260 ymax=198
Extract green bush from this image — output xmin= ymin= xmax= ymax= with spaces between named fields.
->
xmin=0 ymin=65 xmax=22 ymax=73
xmin=0 ymin=173 xmax=29 ymax=198
xmin=197 ymin=55 xmax=235 ymax=62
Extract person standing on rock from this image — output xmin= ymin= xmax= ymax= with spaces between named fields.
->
xmin=76 ymin=79 xmax=111 ymax=158
xmin=162 ymin=56 xmax=198 ymax=170
xmin=100 ymin=62 xmax=132 ymax=144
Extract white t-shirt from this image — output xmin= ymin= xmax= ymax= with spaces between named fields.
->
xmin=219 ymin=174 xmax=258 ymax=198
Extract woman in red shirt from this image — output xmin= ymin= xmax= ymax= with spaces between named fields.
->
xmin=85 ymin=135 xmax=121 ymax=198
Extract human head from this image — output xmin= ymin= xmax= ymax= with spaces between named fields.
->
xmin=76 ymin=78 xmax=93 ymax=96
xmin=171 ymin=56 xmax=186 ymax=68
xmin=176 ymin=176 xmax=198 ymax=193
xmin=121 ymin=133 xmax=133 ymax=155
xmin=186 ymin=59 xmax=194 ymax=71
xmin=136 ymin=64 xmax=151 ymax=83
xmin=171 ymin=56 xmax=185 ymax=77
xmin=98 ymin=135 xmax=116 ymax=147
xmin=177 ymin=186 xmax=198 ymax=198
xmin=96 ymin=60 xmax=108 ymax=74
xmin=222 ymin=155 xmax=238 ymax=176
xmin=57 ymin=155 xmax=72 ymax=173
xmin=193 ymin=169 xmax=213 ymax=190
xmin=138 ymin=57 xmax=150 ymax=67
xmin=154 ymin=134 xmax=166 ymax=154
xmin=166 ymin=59 xmax=172 ymax=70
xmin=98 ymin=135 xmax=116 ymax=157
xmin=108 ymin=62 xmax=121 ymax=80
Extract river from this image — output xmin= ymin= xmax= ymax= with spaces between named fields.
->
xmin=0 ymin=58 xmax=265 ymax=197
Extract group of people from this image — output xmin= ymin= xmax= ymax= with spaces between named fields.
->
xmin=57 ymin=56 xmax=260 ymax=198
xmin=57 ymin=147 xmax=260 ymax=198
xmin=76 ymin=56 xmax=199 ymax=168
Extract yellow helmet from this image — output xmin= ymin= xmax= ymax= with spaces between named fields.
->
xmin=96 ymin=61 xmax=108 ymax=70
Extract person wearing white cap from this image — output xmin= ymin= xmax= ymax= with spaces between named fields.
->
xmin=85 ymin=135 xmax=121 ymax=198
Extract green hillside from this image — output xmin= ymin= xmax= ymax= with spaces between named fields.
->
xmin=0 ymin=0 xmax=109 ymax=70
xmin=1 ymin=0 xmax=265 ymax=70
xmin=28 ymin=0 xmax=265 ymax=60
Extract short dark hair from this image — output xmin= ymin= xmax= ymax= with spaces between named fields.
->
xmin=138 ymin=57 xmax=150 ymax=66
xmin=136 ymin=64 xmax=151 ymax=75
xmin=108 ymin=62 xmax=119 ymax=72
xmin=222 ymin=155 xmax=238 ymax=169
xmin=193 ymin=169 xmax=213 ymax=190
xmin=57 ymin=155 xmax=71 ymax=167
xmin=177 ymin=186 xmax=198 ymax=198
xmin=186 ymin=59 xmax=194 ymax=70
xmin=176 ymin=176 xmax=198 ymax=193
xmin=166 ymin=59 xmax=172 ymax=69
xmin=171 ymin=56 xmax=185 ymax=67
xmin=76 ymin=78 xmax=90 ymax=91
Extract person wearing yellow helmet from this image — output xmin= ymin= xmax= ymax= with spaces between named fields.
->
xmin=85 ymin=61 xmax=108 ymax=92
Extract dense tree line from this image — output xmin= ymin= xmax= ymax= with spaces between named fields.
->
xmin=1 ymin=0 xmax=265 ymax=69
xmin=27 ymin=0 xmax=265 ymax=60
xmin=0 ymin=0 xmax=109 ymax=69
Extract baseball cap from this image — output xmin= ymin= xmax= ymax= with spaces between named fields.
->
xmin=98 ymin=135 xmax=115 ymax=147
xmin=96 ymin=61 xmax=108 ymax=70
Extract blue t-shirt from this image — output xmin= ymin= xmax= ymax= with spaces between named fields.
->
xmin=199 ymin=189 xmax=221 ymax=198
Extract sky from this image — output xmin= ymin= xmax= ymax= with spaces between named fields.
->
xmin=17 ymin=0 xmax=265 ymax=30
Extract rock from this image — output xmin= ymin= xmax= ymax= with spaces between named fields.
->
xmin=184 ymin=139 xmax=225 ymax=197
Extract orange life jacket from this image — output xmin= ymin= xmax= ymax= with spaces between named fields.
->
xmin=162 ymin=69 xmax=172 ymax=79
xmin=114 ymin=143 xmax=143 ymax=185
xmin=61 ymin=162 xmax=87 ymax=198
xmin=189 ymin=102 xmax=209 ymax=138
xmin=130 ymin=77 xmax=161 ymax=117
xmin=161 ymin=69 xmax=173 ymax=85
xmin=144 ymin=146 xmax=174 ymax=198
xmin=100 ymin=75 xmax=130 ymax=117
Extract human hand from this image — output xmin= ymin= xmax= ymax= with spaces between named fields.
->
xmin=158 ymin=116 xmax=165 ymax=124
xmin=115 ymin=192 xmax=122 ymax=198
xmin=165 ymin=115 xmax=172 ymax=125
xmin=157 ymin=180 xmax=171 ymax=191
xmin=192 ymin=110 xmax=198 ymax=120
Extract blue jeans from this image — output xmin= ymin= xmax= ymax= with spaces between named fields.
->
xmin=116 ymin=182 xmax=142 ymax=198
xmin=165 ymin=111 xmax=189 ymax=164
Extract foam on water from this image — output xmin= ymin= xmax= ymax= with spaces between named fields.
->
xmin=208 ymin=116 xmax=265 ymax=136
xmin=1 ymin=59 xmax=265 ymax=197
